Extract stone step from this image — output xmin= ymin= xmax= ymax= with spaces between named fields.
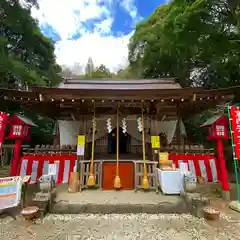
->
xmin=51 ymin=200 xmax=188 ymax=214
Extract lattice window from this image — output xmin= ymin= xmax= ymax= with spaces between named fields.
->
xmin=13 ymin=125 xmax=22 ymax=136
xmin=216 ymin=125 xmax=225 ymax=136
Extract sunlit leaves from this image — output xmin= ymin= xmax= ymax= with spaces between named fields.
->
xmin=129 ymin=0 xmax=240 ymax=89
xmin=1 ymin=0 xmax=61 ymax=88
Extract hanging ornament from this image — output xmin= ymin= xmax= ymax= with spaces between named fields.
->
xmin=92 ymin=118 xmax=96 ymax=131
xmin=122 ymin=118 xmax=127 ymax=133
xmin=106 ymin=118 xmax=112 ymax=133
xmin=137 ymin=117 xmax=142 ymax=132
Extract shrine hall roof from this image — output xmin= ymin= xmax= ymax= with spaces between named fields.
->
xmin=58 ymin=78 xmax=182 ymax=90
xmin=200 ymin=115 xmax=223 ymax=127
xmin=0 ymin=81 xmax=240 ymax=120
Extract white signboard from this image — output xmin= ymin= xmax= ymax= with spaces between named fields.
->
xmin=0 ymin=177 xmax=22 ymax=210
xmin=77 ymin=146 xmax=85 ymax=156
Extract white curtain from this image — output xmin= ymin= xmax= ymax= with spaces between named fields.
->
xmin=58 ymin=117 xmax=183 ymax=146
xmin=151 ymin=120 xmax=178 ymax=144
xmin=58 ymin=120 xmax=81 ymax=146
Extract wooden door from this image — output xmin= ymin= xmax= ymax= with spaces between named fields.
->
xmin=102 ymin=162 xmax=134 ymax=190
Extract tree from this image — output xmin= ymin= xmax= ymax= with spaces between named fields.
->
xmin=92 ymin=64 xmax=112 ymax=78
xmin=1 ymin=0 xmax=61 ymax=89
xmin=0 ymin=0 xmax=61 ymax=145
xmin=85 ymin=57 xmax=95 ymax=77
xmin=60 ymin=66 xmax=73 ymax=77
xmin=129 ymin=0 xmax=240 ymax=89
xmin=115 ymin=66 xmax=138 ymax=79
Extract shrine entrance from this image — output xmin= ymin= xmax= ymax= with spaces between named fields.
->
xmin=108 ymin=127 xmax=131 ymax=154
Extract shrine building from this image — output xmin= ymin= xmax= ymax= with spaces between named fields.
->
xmin=1 ymin=78 xmax=239 ymax=191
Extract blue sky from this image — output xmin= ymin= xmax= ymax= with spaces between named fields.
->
xmin=31 ymin=0 xmax=166 ymax=73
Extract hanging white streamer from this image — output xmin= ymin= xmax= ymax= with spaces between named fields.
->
xmin=106 ymin=118 xmax=112 ymax=133
xmin=122 ymin=118 xmax=127 ymax=133
xmin=137 ymin=117 xmax=142 ymax=132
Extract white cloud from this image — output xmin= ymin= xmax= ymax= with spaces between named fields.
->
xmin=31 ymin=0 xmax=139 ymax=73
xmin=31 ymin=0 xmax=111 ymax=40
xmin=55 ymin=32 xmax=133 ymax=73
xmin=120 ymin=0 xmax=141 ymax=24
xmin=94 ymin=18 xmax=113 ymax=34
xmin=121 ymin=0 xmax=137 ymax=20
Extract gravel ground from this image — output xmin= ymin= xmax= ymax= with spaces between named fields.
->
xmin=1 ymin=213 xmax=240 ymax=240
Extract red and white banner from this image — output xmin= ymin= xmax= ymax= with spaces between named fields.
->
xmin=169 ymin=153 xmax=219 ymax=182
xmin=0 ymin=112 xmax=8 ymax=154
xmin=18 ymin=155 xmax=77 ymax=184
xmin=229 ymin=106 xmax=240 ymax=160
xmin=18 ymin=153 xmax=219 ymax=184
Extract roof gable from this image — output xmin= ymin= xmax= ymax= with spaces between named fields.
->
xmin=200 ymin=115 xmax=227 ymax=127
xmin=9 ymin=114 xmax=37 ymax=127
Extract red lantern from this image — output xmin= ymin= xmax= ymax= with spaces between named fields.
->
xmin=8 ymin=114 xmax=37 ymax=176
xmin=201 ymin=115 xmax=229 ymax=141
xmin=200 ymin=115 xmax=230 ymax=200
xmin=8 ymin=114 xmax=36 ymax=140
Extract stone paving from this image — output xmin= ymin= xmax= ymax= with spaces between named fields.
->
xmin=1 ymin=212 xmax=240 ymax=240
xmin=53 ymin=187 xmax=188 ymax=214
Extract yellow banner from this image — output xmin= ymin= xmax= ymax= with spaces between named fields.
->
xmin=151 ymin=136 xmax=160 ymax=148
xmin=77 ymin=135 xmax=85 ymax=147
xmin=159 ymin=152 xmax=169 ymax=164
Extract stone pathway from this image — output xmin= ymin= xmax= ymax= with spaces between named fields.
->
xmin=1 ymin=212 xmax=240 ymax=240
xmin=53 ymin=187 xmax=187 ymax=214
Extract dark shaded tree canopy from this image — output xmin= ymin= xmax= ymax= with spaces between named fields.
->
xmin=1 ymin=0 xmax=62 ymax=89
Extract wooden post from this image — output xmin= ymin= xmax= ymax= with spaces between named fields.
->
xmin=153 ymin=115 xmax=159 ymax=162
xmin=88 ymin=102 xmax=96 ymax=187
xmin=141 ymin=102 xmax=149 ymax=190
xmin=114 ymin=105 xmax=121 ymax=189
xmin=176 ymin=104 xmax=185 ymax=150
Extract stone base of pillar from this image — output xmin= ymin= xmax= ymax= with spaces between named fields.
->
xmin=221 ymin=190 xmax=230 ymax=201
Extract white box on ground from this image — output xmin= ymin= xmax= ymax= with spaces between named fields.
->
xmin=158 ymin=169 xmax=183 ymax=195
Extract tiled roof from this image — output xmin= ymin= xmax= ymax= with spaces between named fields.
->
xmin=58 ymin=78 xmax=182 ymax=90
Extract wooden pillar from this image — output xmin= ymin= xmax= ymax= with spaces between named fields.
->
xmin=79 ymin=116 xmax=87 ymax=160
xmin=151 ymin=114 xmax=159 ymax=162
xmin=53 ymin=121 xmax=60 ymax=145
xmin=176 ymin=104 xmax=185 ymax=150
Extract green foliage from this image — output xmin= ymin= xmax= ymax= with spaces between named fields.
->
xmin=129 ymin=0 xmax=240 ymax=88
xmin=0 ymin=0 xmax=61 ymax=144
xmin=1 ymin=0 xmax=62 ymax=88
xmin=21 ymin=109 xmax=55 ymax=146
xmin=91 ymin=64 xmax=113 ymax=78
xmin=128 ymin=0 xmax=240 ymax=143
xmin=115 ymin=66 xmax=139 ymax=79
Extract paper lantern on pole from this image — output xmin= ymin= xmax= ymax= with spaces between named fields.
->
xmin=200 ymin=115 xmax=229 ymax=200
xmin=8 ymin=114 xmax=37 ymax=176
xmin=201 ymin=115 xmax=229 ymax=141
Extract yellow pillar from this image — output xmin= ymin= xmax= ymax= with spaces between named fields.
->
xmin=141 ymin=102 xmax=149 ymax=190
xmin=87 ymin=102 xmax=96 ymax=187
xmin=114 ymin=105 xmax=121 ymax=189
